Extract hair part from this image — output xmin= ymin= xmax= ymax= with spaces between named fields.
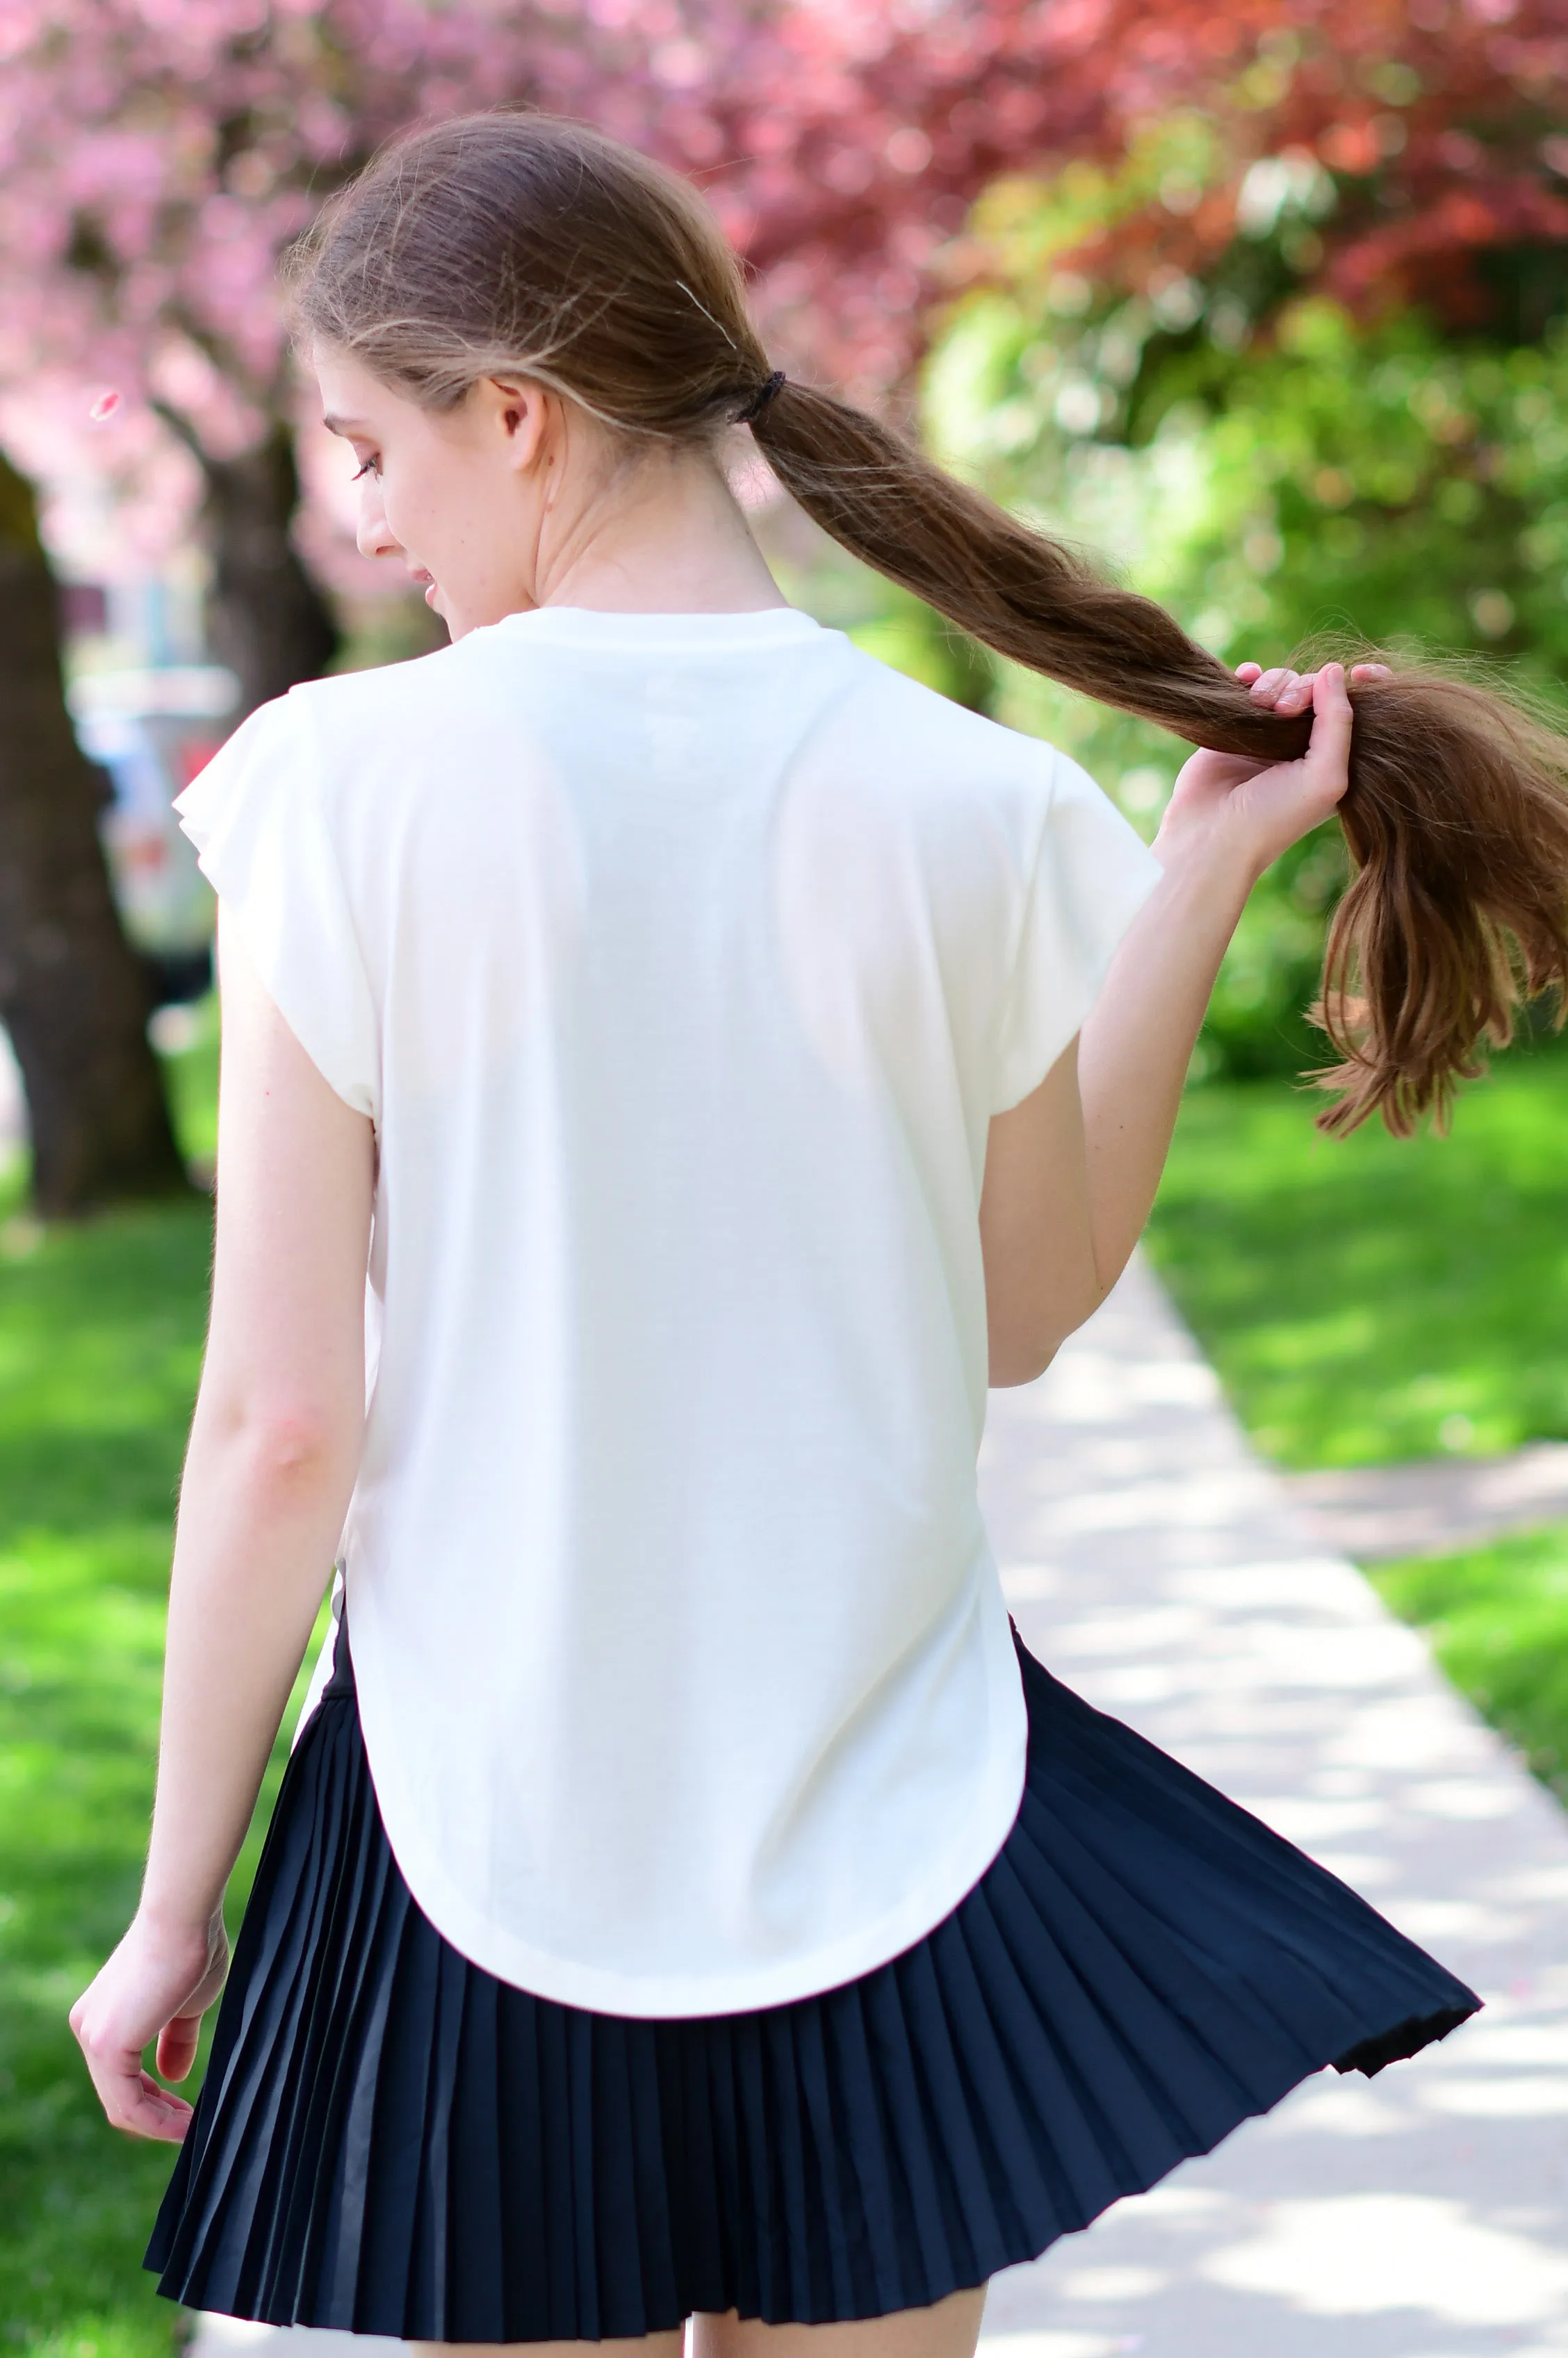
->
xmin=286 ymin=110 xmax=1568 ymax=1135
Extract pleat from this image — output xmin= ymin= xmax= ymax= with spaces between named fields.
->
xmin=867 ymin=1937 xmax=993 ymax=2289
xmin=300 ymin=1792 xmax=400 ymax=2322
xmin=558 ymin=2003 xmax=601 ymax=2338
xmin=733 ymin=2010 xmax=783 ymax=2318
xmin=352 ymin=1885 xmax=441 ymax=2334
xmin=532 ymin=1994 xmax=582 ymax=2333
xmin=587 ymin=2017 xmax=646 ymax=2340
xmin=1003 ymin=1806 xmax=1300 ymax=2128
xmin=817 ymin=1981 xmax=907 ymax=2315
xmin=856 ymin=1956 xmax=961 ymax=2301
xmin=147 ymin=1624 xmax=1481 ymax=2337
xmin=655 ymin=2017 xmax=726 ymax=2314
xmin=496 ymin=1992 xmax=552 ymax=2340
xmin=759 ymin=2005 xmax=812 ymax=2318
xmin=624 ymin=2022 xmax=681 ymax=2326
xmin=446 ymin=1967 xmax=505 ymax=2339
xmin=942 ymin=1879 xmax=1126 ymax=2231
xmin=789 ymin=1992 xmax=859 ymax=2316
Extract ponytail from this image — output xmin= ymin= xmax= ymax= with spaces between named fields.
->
xmin=751 ymin=381 xmax=1568 ymax=1135
xmin=291 ymin=110 xmax=1568 ymax=1136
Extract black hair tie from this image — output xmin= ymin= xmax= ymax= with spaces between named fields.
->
xmin=735 ymin=370 xmax=785 ymax=425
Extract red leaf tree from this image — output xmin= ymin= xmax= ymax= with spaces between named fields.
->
xmin=1019 ymin=0 xmax=1568 ymax=337
xmin=3 ymin=0 xmax=1565 ymax=1208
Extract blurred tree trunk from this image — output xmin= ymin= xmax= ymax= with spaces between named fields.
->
xmin=0 ymin=453 xmax=189 ymax=1216
xmin=204 ymin=423 xmax=338 ymax=712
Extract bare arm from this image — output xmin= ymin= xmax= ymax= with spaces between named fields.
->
xmin=71 ymin=909 xmax=375 ymax=2139
xmin=982 ymin=660 xmax=1364 ymax=1384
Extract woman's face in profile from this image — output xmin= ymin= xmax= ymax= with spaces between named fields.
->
xmin=314 ymin=345 xmax=562 ymax=639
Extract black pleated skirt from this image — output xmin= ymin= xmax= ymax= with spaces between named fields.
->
xmin=146 ymin=1615 xmax=1478 ymax=2339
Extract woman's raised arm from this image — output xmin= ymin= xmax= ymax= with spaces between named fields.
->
xmin=981 ymin=660 xmax=1357 ymax=1385
xmin=70 ymin=908 xmax=374 ymax=2140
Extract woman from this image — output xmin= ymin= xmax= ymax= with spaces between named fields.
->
xmin=76 ymin=109 xmax=1556 ymax=2357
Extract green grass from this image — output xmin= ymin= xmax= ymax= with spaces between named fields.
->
xmin=0 ymin=1198 xmax=207 ymax=2358
xmin=1150 ymin=1048 xmax=1568 ymax=1810
xmin=0 ymin=1007 xmax=318 ymax=2358
xmin=0 ymin=1196 xmax=211 ymax=2358
xmin=1370 ymin=1526 xmax=1568 ymax=1805
xmin=3 ymin=996 xmax=1565 ymax=2356
xmin=154 ymin=999 xmax=218 ymax=1176
xmin=1148 ymin=1044 xmax=1568 ymax=1470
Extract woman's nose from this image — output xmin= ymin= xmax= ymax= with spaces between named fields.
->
xmin=357 ymin=495 xmax=401 ymax=564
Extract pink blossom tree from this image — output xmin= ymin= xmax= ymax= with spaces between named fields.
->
xmin=8 ymin=0 xmax=1565 ymax=1210
xmin=0 ymin=0 xmax=760 ymax=1211
xmin=0 ymin=0 xmax=1147 ymax=1213
xmin=0 ymin=0 xmax=716 ymax=706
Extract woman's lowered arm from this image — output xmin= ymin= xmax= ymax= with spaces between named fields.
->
xmin=70 ymin=909 xmax=374 ymax=2140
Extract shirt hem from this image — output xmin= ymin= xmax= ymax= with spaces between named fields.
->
xmin=355 ymin=1599 xmax=1029 ymax=2019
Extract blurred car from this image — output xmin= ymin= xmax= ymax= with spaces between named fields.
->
xmin=68 ymin=665 xmax=238 ymax=1009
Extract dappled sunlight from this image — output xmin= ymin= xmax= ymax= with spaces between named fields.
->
xmin=980 ymin=1258 xmax=1568 ymax=2355
xmin=1204 ymin=2195 xmax=1568 ymax=2324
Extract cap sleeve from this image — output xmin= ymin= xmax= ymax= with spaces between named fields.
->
xmin=174 ymin=695 xmax=379 ymax=1121
xmin=991 ymin=751 xmax=1163 ymax=1114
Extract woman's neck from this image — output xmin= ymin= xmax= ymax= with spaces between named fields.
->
xmin=533 ymin=443 xmax=787 ymax=616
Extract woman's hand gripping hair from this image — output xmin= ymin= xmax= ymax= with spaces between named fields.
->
xmin=1161 ymin=658 xmax=1370 ymax=880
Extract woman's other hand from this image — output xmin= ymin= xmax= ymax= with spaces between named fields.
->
xmin=1159 ymin=659 xmax=1390 ymax=886
xmin=69 ymin=1908 xmax=229 ymax=2140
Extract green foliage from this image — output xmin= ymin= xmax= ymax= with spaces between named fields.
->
xmin=155 ymin=997 xmax=218 ymax=1175
xmin=1371 ymin=1528 xmax=1568 ymax=1805
xmin=922 ymin=270 xmax=1568 ymax=1076
xmin=1127 ymin=301 xmax=1568 ymax=685
xmin=1146 ymin=1050 xmax=1568 ymax=1470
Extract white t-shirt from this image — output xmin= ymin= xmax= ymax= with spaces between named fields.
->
xmin=177 ymin=605 xmax=1161 ymax=2017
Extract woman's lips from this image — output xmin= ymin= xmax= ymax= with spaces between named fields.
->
xmin=411 ymin=569 xmax=438 ymax=608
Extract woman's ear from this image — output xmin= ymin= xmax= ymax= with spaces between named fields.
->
xmin=482 ymin=376 xmax=553 ymax=473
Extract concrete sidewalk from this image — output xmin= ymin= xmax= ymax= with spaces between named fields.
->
xmin=1285 ymin=1443 xmax=1568 ymax=1563
xmin=982 ymin=1258 xmax=1568 ymax=2358
xmin=195 ymin=1258 xmax=1568 ymax=2358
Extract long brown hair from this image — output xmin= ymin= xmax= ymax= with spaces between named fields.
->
xmin=285 ymin=111 xmax=1568 ymax=1135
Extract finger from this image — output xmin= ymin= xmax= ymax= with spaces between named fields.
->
xmin=1275 ymin=669 xmax=1318 ymax=714
xmin=83 ymin=2045 xmax=195 ymax=2142
xmin=1247 ymin=667 xmax=1291 ymax=703
xmin=156 ymin=2015 xmax=202 ymax=2083
xmin=1234 ymin=662 xmax=1263 ymax=684
xmin=115 ymin=2070 xmax=195 ymax=2144
xmin=1305 ymin=660 xmax=1353 ymax=798
xmin=1351 ymin=662 xmax=1393 ymax=683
